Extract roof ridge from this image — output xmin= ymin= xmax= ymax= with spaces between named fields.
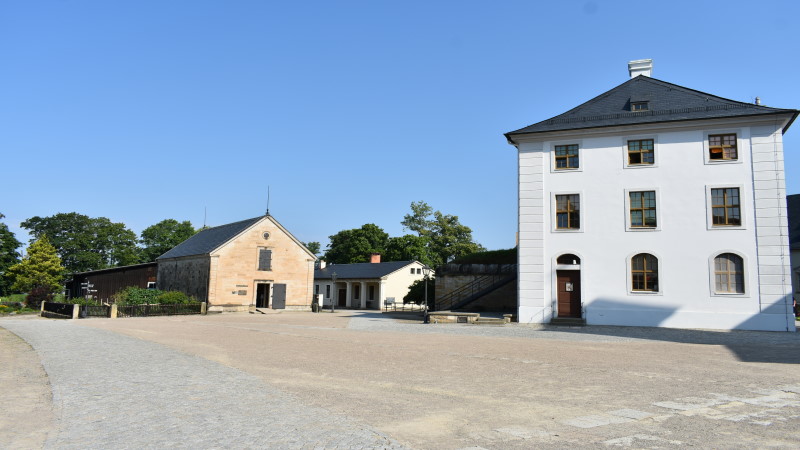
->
xmin=200 ymin=216 xmax=262 ymax=232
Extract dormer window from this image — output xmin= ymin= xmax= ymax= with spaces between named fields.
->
xmin=631 ymin=101 xmax=649 ymax=112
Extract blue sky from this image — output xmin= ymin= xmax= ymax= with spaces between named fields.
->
xmin=2 ymin=0 xmax=799 ymax=253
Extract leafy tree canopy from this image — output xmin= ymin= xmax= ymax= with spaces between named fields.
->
xmin=0 ymin=213 xmax=23 ymax=295
xmin=21 ymin=213 xmax=140 ymax=273
xmin=384 ymin=234 xmax=435 ymax=268
xmin=7 ymin=235 xmax=64 ymax=295
xmin=401 ymin=201 xmax=484 ymax=266
xmin=139 ymin=219 xmax=196 ymax=262
xmin=303 ymin=241 xmax=321 ymax=256
xmin=324 ymin=224 xmax=388 ymax=264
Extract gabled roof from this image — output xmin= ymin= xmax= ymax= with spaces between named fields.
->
xmin=506 ymin=76 xmax=798 ymax=139
xmin=315 ymin=261 xmax=418 ymax=280
xmin=158 ymin=216 xmax=263 ymax=260
xmin=788 ymin=194 xmax=800 ymax=251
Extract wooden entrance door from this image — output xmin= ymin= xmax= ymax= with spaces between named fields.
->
xmin=272 ymin=284 xmax=286 ymax=309
xmin=338 ymin=288 xmax=347 ymax=307
xmin=255 ymin=283 xmax=270 ymax=308
xmin=556 ymin=270 xmax=581 ymax=318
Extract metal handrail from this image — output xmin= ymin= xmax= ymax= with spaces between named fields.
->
xmin=436 ymin=273 xmax=513 ymax=311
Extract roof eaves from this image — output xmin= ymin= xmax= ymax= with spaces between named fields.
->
xmin=507 ymin=111 xmax=799 ymax=140
xmin=266 ymin=215 xmax=318 ymax=260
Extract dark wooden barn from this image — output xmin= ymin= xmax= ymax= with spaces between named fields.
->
xmin=65 ymin=262 xmax=158 ymax=303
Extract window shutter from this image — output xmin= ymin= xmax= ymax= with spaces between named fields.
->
xmin=258 ymin=249 xmax=272 ymax=271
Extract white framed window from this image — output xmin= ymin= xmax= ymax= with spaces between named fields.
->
xmin=551 ymin=191 xmax=583 ymax=232
xmin=624 ymin=188 xmax=660 ymax=231
xmin=705 ymin=184 xmax=746 ymax=230
xmin=626 ymin=252 xmax=662 ymax=295
xmin=622 ymin=135 xmax=658 ymax=168
xmin=549 ymin=140 xmax=583 ymax=173
xmin=703 ymin=129 xmax=744 ymax=165
xmin=708 ymin=252 xmax=748 ymax=297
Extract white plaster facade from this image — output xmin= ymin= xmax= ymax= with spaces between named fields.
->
xmin=314 ymin=261 xmax=426 ymax=310
xmin=512 ymin=115 xmax=796 ymax=331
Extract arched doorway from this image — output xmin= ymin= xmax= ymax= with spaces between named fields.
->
xmin=556 ymin=254 xmax=581 ymax=318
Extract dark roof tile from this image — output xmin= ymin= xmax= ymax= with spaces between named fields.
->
xmin=506 ymin=76 xmax=798 ymax=138
xmin=315 ymin=261 xmax=417 ymax=280
xmin=157 ymin=216 xmax=262 ymax=260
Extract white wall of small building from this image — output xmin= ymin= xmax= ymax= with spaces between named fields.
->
xmin=313 ymin=262 xmax=426 ymax=309
xmin=516 ymin=119 xmax=795 ymax=331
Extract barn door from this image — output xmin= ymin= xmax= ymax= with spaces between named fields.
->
xmin=272 ymin=284 xmax=287 ymax=309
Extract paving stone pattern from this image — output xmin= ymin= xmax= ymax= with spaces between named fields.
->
xmin=1 ymin=319 xmax=403 ymax=449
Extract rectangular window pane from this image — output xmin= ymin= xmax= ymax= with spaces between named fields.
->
xmin=631 ymin=211 xmax=643 ymax=226
xmin=258 ymin=249 xmax=272 ymax=271
xmin=630 ymin=193 xmax=642 ymax=209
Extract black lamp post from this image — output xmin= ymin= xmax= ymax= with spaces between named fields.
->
xmin=422 ymin=265 xmax=431 ymax=323
xmin=331 ymin=271 xmax=338 ymax=313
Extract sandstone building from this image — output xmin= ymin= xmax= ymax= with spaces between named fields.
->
xmin=157 ymin=214 xmax=317 ymax=312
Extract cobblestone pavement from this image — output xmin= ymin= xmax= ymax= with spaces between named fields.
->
xmin=0 ymin=318 xmax=403 ymax=449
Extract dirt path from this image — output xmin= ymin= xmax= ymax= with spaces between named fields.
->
xmin=0 ymin=321 xmax=55 ymax=449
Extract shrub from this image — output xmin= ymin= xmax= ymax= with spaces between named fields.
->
xmin=26 ymin=286 xmax=54 ymax=309
xmin=114 ymin=286 xmax=194 ymax=305
xmin=114 ymin=287 xmax=163 ymax=305
xmin=450 ymin=248 xmax=517 ymax=265
xmin=155 ymin=291 xmax=191 ymax=304
xmin=404 ymin=277 xmax=435 ymax=305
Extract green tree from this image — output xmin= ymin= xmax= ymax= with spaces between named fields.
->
xmin=7 ymin=235 xmax=64 ymax=304
xmin=0 ymin=213 xmax=22 ymax=295
xmin=385 ymin=234 xmax=435 ymax=267
xmin=324 ymin=224 xmax=389 ymax=264
xmin=403 ymin=276 xmax=435 ymax=306
xmin=303 ymin=241 xmax=321 ymax=256
xmin=139 ymin=219 xmax=197 ymax=262
xmin=21 ymin=213 xmax=140 ymax=272
xmin=401 ymin=201 xmax=484 ymax=266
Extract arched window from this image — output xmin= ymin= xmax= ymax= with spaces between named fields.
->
xmin=714 ymin=253 xmax=744 ymax=293
xmin=631 ymin=253 xmax=658 ymax=292
xmin=557 ymin=254 xmax=581 ymax=265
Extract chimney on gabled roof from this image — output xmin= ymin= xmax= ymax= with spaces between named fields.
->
xmin=370 ymin=253 xmax=381 ymax=264
xmin=628 ymin=59 xmax=653 ymax=78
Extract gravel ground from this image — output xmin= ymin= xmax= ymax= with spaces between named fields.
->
xmin=0 ymin=317 xmax=402 ymax=449
xmin=3 ymin=311 xmax=799 ymax=449
xmin=351 ymin=311 xmax=800 ymax=345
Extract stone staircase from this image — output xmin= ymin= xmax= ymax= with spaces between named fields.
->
xmin=473 ymin=317 xmax=507 ymax=326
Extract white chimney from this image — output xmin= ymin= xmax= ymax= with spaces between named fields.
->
xmin=319 ymin=260 xmax=326 ymax=269
xmin=628 ymin=59 xmax=653 ymax=78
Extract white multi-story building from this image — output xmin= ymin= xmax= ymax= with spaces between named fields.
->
xmin=505 ymin=60 xmax=798 ymax=331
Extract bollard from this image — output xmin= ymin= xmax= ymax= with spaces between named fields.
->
xmin=110 ymin=304 xmax=118 ymax=319
xmin=201 ymin=302 xmax=207 ymax=315
xmin=71 ymin=304 xmax=80 ymax=320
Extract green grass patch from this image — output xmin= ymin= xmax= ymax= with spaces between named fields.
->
xmin=0 ymin=304 xmax=39 ymax=315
